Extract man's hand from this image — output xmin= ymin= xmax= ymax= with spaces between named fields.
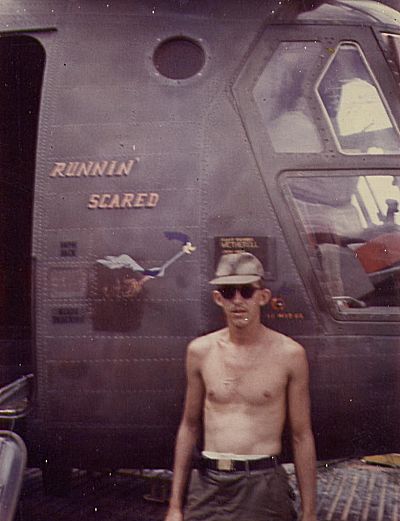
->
xmin=164 ymin=506 xmax=184 ymax=521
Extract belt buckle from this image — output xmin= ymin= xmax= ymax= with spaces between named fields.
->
xmin=216 ymin=458 xmax=234 ymax=471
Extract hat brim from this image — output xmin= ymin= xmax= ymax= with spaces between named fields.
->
xmin=209 ymin=275 xmax=261 ymax=285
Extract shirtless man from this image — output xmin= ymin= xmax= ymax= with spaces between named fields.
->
xmin=165 ymin=252 xmax=317 ymax=521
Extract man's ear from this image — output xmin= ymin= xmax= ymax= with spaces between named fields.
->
xmin=259 ymin=288 xmax=271 ymax=307
xmin=212 ymin=290 xmax=224 ymax=307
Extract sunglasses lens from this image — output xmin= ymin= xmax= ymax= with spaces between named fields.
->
xmin=218 ymin=285 xmax=258 ymax=300
xmin=240 ymin=286 xmax=256 ymax=299
xmin=219 ymin=286 xmax=236 ymax=299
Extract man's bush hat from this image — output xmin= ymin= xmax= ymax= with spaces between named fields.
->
xmin=209 ymin=252 xmax=265 ymax=285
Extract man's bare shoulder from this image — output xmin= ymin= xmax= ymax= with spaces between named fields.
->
xmin=265 ymin=327 xmax=307 ymax=364
xmin=187 ymin=329 xmax=227 ymax=358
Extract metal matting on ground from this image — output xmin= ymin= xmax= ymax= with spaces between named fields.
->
xmin=18 ymin=460 xmax=399 ymax=521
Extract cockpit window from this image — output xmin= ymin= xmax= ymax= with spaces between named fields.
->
xmin=287 ymin=174 xmax=400 ymax=313
xmin=381 ymin=33 xmax=400 ymax=83
xmin=381 ymin=33 xmax=400 ymax=54
xmin=253 ymin=41 xmax=323 ymax=153
xmin=317 ymin=43 xmax=400 ymax=155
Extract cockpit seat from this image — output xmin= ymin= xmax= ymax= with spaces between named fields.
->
xmin=354 ymin=232 xmax=400 ymax=273
xmin=317 ymin=243 xmax=374 ymax=301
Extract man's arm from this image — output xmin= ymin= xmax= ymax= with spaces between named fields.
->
xmin=165 ymin=339 xmax=205 ymax=521
xmin=287 ymin=344 xmax=317 ymax=521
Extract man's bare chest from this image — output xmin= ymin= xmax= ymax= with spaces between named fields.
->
xmin=202 ymin=351 xmax=287 ymax=407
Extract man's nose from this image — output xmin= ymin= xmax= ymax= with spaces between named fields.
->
xmin=232 ymin=288 xmax=244 ymax=303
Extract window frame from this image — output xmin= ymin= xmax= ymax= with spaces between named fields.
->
xmin=233 ymin=25 xmax=400 ymax=165
xmin=280 ymin=169 xmax=400 ymax=322
xmin=315 ymin=40 xmax=400 ymax=156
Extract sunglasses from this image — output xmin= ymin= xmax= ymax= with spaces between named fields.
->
xmin=217 ymin=285 xmax=260 ymax=300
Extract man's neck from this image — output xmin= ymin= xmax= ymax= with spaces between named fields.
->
xmin=227 ymin=321 xmax=265 ymax=346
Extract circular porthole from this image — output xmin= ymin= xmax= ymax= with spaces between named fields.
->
xmin=153 ymin=37 xmax=205 ymax=80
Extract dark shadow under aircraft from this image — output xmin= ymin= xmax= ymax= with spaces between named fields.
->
xmin=0 ymin=0 xmax=399 ymax=481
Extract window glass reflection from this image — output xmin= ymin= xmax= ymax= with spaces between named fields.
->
xmin=288 ymin=175 xmax=400 ymax=310
xmin=381 ymin=33 xmax=400 ymax=86
xmin=253 ymin=41 xmax=323 ymax=153
xmin=317 ymin=43 xmax=400 ymax=155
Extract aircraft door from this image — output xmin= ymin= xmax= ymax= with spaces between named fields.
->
xmin=0 ymin=36 xmax=45 ymax=385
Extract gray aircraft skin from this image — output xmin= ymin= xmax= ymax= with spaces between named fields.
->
xmin=0 ymin=0 xmax=400 ymax=473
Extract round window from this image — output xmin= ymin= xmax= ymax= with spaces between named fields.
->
xmin=153 ymin=37 xmax=205 ymax=80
